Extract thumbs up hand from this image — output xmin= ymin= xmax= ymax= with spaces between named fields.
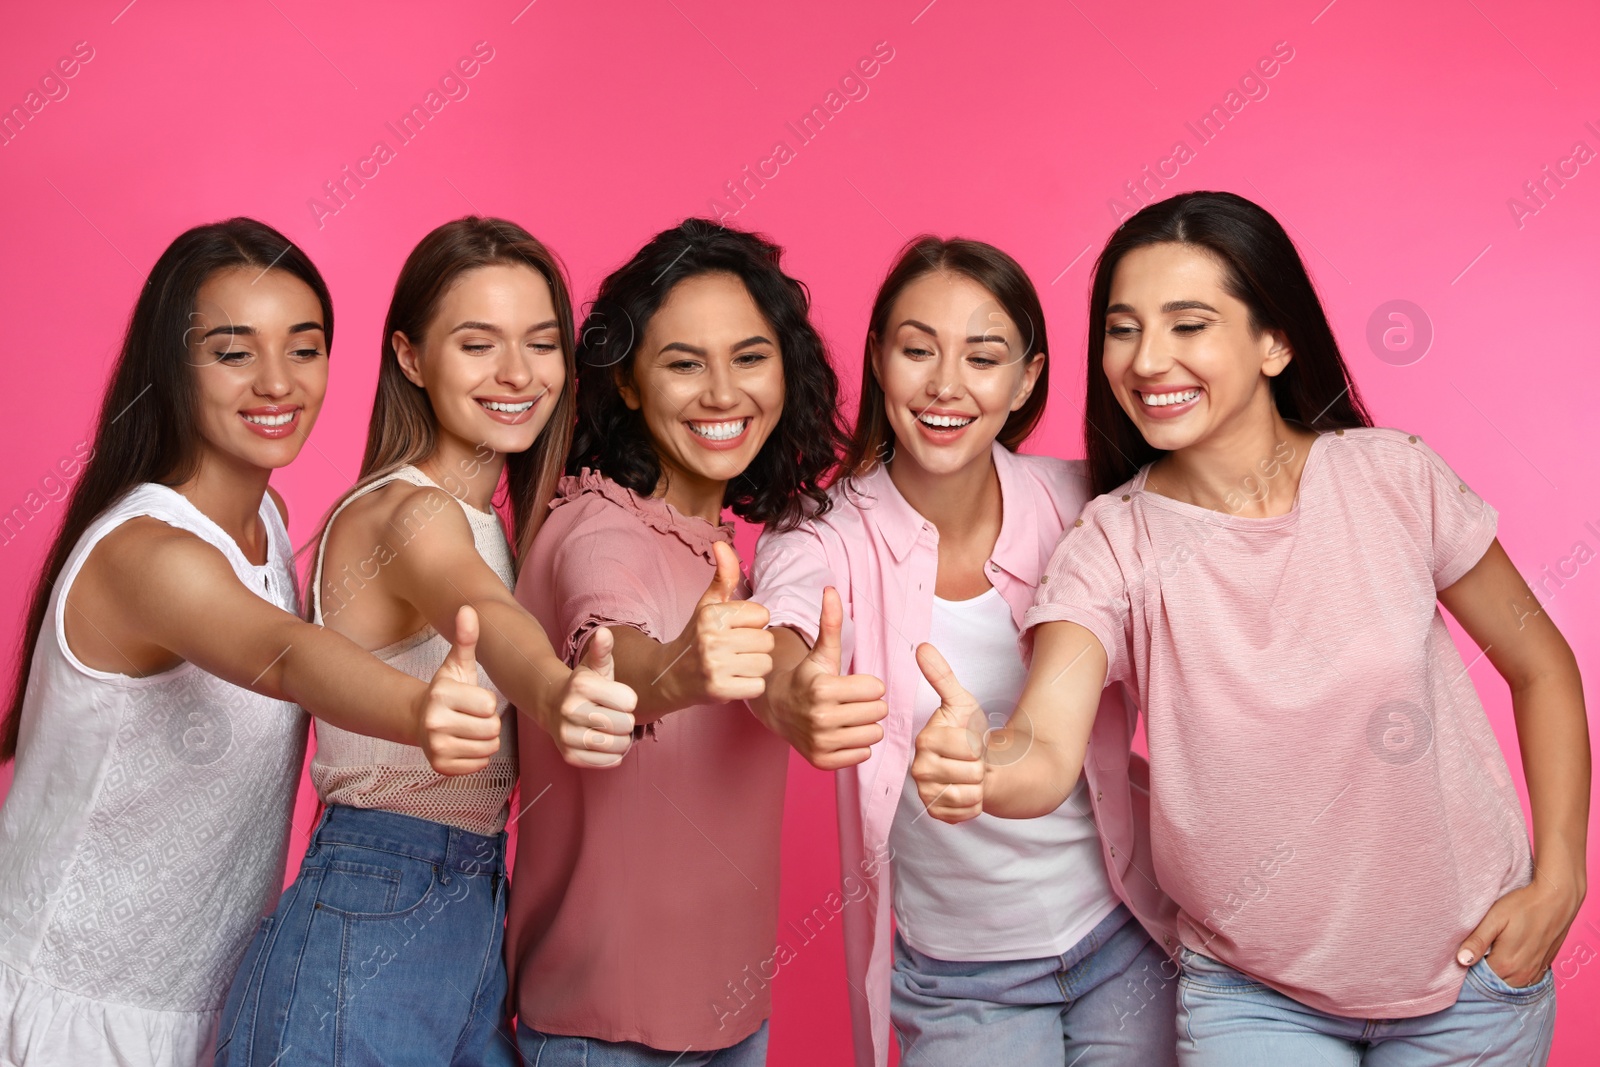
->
xmin=774 ymin=587 xmax=888 ymax=770
xmin=544 ymin=626 xmax=639 ymax=769
xmin=417 ymin=605 xmax=504 ymax=776
xmin=910 ymin=642 xmax=987 ymax=823
xmin=660 ymin=541 xmax=775 ymax=704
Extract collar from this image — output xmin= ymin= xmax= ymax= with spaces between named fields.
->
xmin=844 ymin=442 xmax=1040 ymax=579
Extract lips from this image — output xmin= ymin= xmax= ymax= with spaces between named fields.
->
xmin=239 ymin=406 xmax=300 ymax=439
xmin=476 ymin=393 xmax=542 ymax=425
xmin=1134 ymin=386 xmax=1203 ymax=420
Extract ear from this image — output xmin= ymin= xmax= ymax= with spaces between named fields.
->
xmin=1011 ymin=351 xmax=1046 ymax=412
xmin=615 ymin=363 xmax=642 ymax=411
xmin=867 ymin=331 xmax=885 ymax=386
xmin=393 ymin=331 xmax=426 ymax=388
xmin=1261 ymin=329 xmax=1293 ymax=379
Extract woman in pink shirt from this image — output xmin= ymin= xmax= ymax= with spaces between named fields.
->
xmin=913 ymin=192 xmax=1588 ymax=1066
xmin=752 ymin=236 xmax=1180 ymax=1067
xmin=510 ymin=219 xmax=845 ymax=1066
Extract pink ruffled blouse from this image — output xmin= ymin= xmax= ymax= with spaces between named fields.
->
xmin=506 ymin=470 xmax=790 ymax=1051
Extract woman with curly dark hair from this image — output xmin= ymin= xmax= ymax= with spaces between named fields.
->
xmin=507 ymin=218 xmax=845 ymax=1066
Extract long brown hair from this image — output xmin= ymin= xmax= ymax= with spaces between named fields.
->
xmin=333 ymin=216 xmax=576 ymax=570
xmin=1084 ymin=191 xmax=1373 ymax=496
xmin=3 ymin=219 xmax=334 ymax=763
xmin=842 ymin=236 xmax=1049 ymax=476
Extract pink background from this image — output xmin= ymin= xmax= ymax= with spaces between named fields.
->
xmin=2 ymin=0 xmax=1597 ymax=1062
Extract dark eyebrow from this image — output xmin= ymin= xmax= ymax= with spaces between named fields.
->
xmin=202 ymin=324 xmax=256 ymax=339
xmin=968 ymin=333 xmax=1009 ymax=347
xmin=897 ymin=318 xmax=938 ymax=337
xmin=450 ymin=321 xmax=502 ymax=334
xmin=1105 ymin=300 xmax=1220 ymax=316
xmin=731 ymin=335 xmax=774 ymax=351
xmin=288 ymin=321 xmax=325 ymax=334
xmin=658 ymin=341 xmax=707 ymax=358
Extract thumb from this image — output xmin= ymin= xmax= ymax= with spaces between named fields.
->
xmin=1457 ymin=904 xmax=1509 ymax=967
xmin=916 ymin=643 xmax=977 ymax=726
xmin=698 ymin=540 xmax=742 ymax=607
xmin=443 ymin=605 xmax=480 ymax=680
xmin=580 ymin=625 xmax=616 ymax=680
xmin=808 ymin=587 xmax=843 ymax=673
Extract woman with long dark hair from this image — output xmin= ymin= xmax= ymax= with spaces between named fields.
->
xmin=214 ymin=217 xmax=637 ymax=1067
xmin=913 ymin=192 xmax=1588 ymax=1066
xmin=752 ymin=236 xmax=1179 ymax=1067
xmin=508 ymin=218 xmax=844 ymax=1066
xmin=0 ymin=219 xmax=498 ymax=1066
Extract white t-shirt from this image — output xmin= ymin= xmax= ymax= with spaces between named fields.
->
xmin=889 ymin=586 xmax=1120 ymax=961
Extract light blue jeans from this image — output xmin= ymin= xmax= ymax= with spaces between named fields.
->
xmin=890 ymin=904 xmax=1179 ymax=1066
xmin=1177 ymin=946 xmax=1556 ymax=1066
xmin=516 ymin=1019 xmax=769 ymax=1066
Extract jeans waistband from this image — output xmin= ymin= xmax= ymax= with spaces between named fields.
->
xmin=313 ymin=804 xmax=506 ymax=875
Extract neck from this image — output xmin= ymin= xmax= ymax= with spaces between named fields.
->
xmin=1153 ymin=391 xmax=1317 ymax=516
xmin=417 ymin=431 xmax=507 ymax=511
xmin=657 ymin=458 xmax=728 ymax=525
xmin=171 ymin=448 xmax=273 ymax=547
xmin=887 ymin=443 xmax=1002 ymax=547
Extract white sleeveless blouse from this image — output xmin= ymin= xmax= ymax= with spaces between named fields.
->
xmin=308 ymin=465 xmax=517 ymax=836
xmin=0 ymin=484 xmax=306 ymax=1066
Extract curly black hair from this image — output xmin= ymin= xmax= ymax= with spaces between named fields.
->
xmin=568 ymin=218 xmax=845 ymax=531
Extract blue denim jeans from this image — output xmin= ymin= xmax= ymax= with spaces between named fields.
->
xmin=890 ymin=903 xmax=1179 ymax=1066
xmin=214 ymin=805 xmax=518 ymax=1067
xmin=516 ymin=1019 xmax=770 ymax=1066
xmin=1176 ymin=946 xmax=1557 ymax=1066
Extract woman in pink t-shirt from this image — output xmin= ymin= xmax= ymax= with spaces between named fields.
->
xmin=509 ymin=219 xmax=845 ymax=1066
xmin=912 ymin=191 xmax=1588 ymax=1066
xmin=751 ymin=236 xmax=1180 ymax=1067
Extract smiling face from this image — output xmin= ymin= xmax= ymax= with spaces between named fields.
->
xmin=1102 ymin=242 xmax=1291 ymax=454
xmin=185 ymin=266 xmax=329 ymax=473
xmin=394 ymin=262 xmax=566 ymax=460
xmin=872 ymin=270 xmax=1042 ymax=478
xmin=619 ymin=271 xmax=785 ymax=497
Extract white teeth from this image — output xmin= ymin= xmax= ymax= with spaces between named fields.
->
xmin=1140 ymin=388 xmax=1201 ymax=407
xmin=481 ymin=399 xmax=534 ymax=413
xmin=688 ymin=418 xmax=749 ymax=441
xmin=243 ymin=412 xmax=294 ymax=426
xmin=918 ymin=413 xmax=976 ymax=429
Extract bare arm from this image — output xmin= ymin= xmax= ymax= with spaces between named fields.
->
xmin=381 ymin=487 xmax=636 ymax=766
xmin=74 ymin=522 xmax=499 ymax=774
xmin=911 ymin=620 xmax=1107 ymax=822
xmin=1440 ymin=539 xmax=1589 ymax=985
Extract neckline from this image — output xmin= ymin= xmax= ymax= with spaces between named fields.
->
xmin=1128 ymin=431 xmax=1330 ymax=530
xmin=555 ymin=468 xmax=734 ymax=562
xmin=150 ymin=483 xmax=278 ymax=570
xmin=405 ymin=463 xmax=498 ymax=518
xmin=934 ymin=585 xmax=1004 ymax=608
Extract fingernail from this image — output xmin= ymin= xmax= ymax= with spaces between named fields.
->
xmin=1457 ymin=949 xmax=1473 ymax=966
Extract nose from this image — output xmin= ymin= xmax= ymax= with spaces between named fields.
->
xmin=700 ymin=359 xmax=739 ymax=411
xmin=1129 ymin=327 xmax=1172 ymax=380
xmin=253 ymin=350 xmax=293 ymax=399
xmin=926 ymin=350 xmax=965 ymax=403
xmin=495 ymin=344 xmax=535 ymax=391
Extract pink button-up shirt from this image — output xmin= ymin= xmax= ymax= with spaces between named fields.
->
xmin=752 ymin=444 xmax=1179 ymax=1067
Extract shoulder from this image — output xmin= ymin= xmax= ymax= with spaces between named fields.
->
xmin=337 ymin=479 xmax=474 ymax=555
xmin=1005 ymin=451 xmax=1094 ymax=512
xmin=265 ymin=484 xmax=289 ymax=524
xmin=88 ymin=514 xmax=237 ymax=600
xmin=1319 ymin=426 xmax=1455 ymax=484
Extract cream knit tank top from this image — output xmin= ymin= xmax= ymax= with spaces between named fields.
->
xmin=308 ymin=465 xmax=517 ymax=835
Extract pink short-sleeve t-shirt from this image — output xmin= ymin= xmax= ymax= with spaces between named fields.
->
xmin=1024 ymin=428 xmax=1530 ymax=1019
xmin=506 ymin=470 xmax=789 ymax=1050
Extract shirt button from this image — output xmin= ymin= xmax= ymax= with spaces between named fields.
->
xmin=1334 ymin=428 xmax=1345 ymax=436
xmin=1121 ymin=494 xmax=1131 ymax=502
xmin=1165 ymin=935 xmax=1176 ymax=947
xmin=1040 ymin=575 xmax=1049 ymax=584
xmin=1074 ymin=519 xmax=1084 ymax=527
xmin=1458 ymin=485 xmax=1467 ymax=493
xmin=1109 ymin=845 xmax=1117 ymax=857
xmin=1096 ymin=790 xmax=1103 ymax=802
xmin=1408 ymin=435 xmax=1418 ymax=444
